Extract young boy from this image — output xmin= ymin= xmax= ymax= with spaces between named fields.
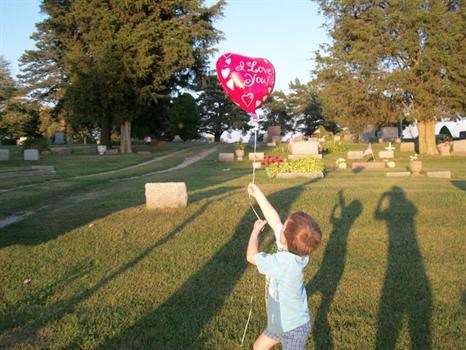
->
xmin=246 ymin=184 xmax=322 ymax=350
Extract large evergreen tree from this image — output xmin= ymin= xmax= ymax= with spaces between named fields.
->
xmin=197 ymin=75 xmax=250 ymax=142
xmin=314 ymin=0 xmax=465 ymax=154
xmin=20 ymin=0 xmax=225 ymax=153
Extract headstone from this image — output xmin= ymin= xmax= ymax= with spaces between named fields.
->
xmin=24 ymin=149 xmax=40 ymax=161
xmin=137 ymin=151 xmax=151 ymax=155
xmin=400 ymin=142 xmax=415 ymax=152
xmin=219 ymin=153 xmax=234 ymax=162
xmin=276 ymin=172 xmax=324 ymax=179
xmin=105 ymin=149 xmax=119 ymax=155
xmin=0 ymin=149 xmax=10 ymax=161
xmin=334 ymin=135 xmax=341 ymax=141
xmin=362 ymin=125 xmax=377 ymax=141
xmin=288 ymin=154 xmax=322 ymax=160
xmin=386 ymin=161 xmax=396 ymax=168
xmin=378 ymin=150 xmax=394 ymax=159
xmin=343 ymin=134 xmax=355 ymax=141
xmin=267 ymin=126 xmax=281 ymax=142
xmin=352 ymin=162 xmax=385 ymax=170
xmin=54 ymin=132 xmax=65 ymax=144
xmin=97 ymin=145 xmax=107 ymax=155
xmin=426 ymin=171 xmax=451 ymax=179
xmin=289 ymin=141 xmax=319 ymax=155
xmin=145 ymin=182 xmax=188 ymax=209
xmin=248 ymin=152 xmax=265 ymax=161
xmin=173 ymin=135 xmax=183 ymax=142
xmin=386 ymin=172 xmax=411 ymax=177
xmin=51 ymin=147 xmax=73 ymax=155
xmin=459 ymin=131 xmax=466 ymax=139
xmin=253 ymin=162 xmax=262 ymax=169
xmin=32 ymin=165 xmax=56 ymax=174
xmin=347 ymin=151 xmax=364 ymax=159
xmin=452 ymin=140 xmax=466 ymax=155
xmin=378 ymin=127 xmax=398 ymax=141
xmin=266 ymin=142 xmax=276 ymax=147
xmin=437 ymin=143 xmax=451 ymax=156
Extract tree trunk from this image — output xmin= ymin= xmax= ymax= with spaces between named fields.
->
xmin=120 ymin=120 xmax=132 ymax=154
xmin=101 ymin=115 xmax=111 ymax=147
xmin=418 ymin=119 xmax=438 ymax=155
xmin=214 ymin=132 xmax=221 ymax=142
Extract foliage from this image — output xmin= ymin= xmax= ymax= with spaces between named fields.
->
xmin=197 ymin=75 xmax=250 ymax=142
xmin=261 ymin=90 xmax=294 ymax=133
xmin=169 ymin=93 xmax=200 ymax=141
xmin=273 ymin=142 xmax=288 ymax=153
xmin=313 ymin=0 xmax=465 ymax=154
xmin=20 ymin=136 xmax=49 ymax=152
xmin=20 ymin=0 xmax=225 ymax=147
xmin=266 ymin=157 xmax=324 ymax=178
xmin=325 ymin=141 xmax=347 ymax=154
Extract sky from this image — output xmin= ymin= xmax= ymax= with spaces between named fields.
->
xmin=0 ymin=0 xmax=329 ymax=92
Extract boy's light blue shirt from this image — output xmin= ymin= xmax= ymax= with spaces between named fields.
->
xmin=255 ymin=223 xmax=310 ymax=333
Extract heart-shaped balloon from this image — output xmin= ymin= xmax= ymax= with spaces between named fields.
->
xmin=216 ymin=52 xmax=275 ymax=114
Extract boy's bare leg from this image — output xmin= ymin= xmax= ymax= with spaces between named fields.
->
xmin=253 ymin=333 xmax=280 ymax=350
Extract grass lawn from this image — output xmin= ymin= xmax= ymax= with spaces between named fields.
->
xmin=0 ymin=142 xmax=465 ymax=349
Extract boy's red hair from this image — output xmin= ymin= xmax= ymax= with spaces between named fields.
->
xmin=284 ymin=211 xmax=322 ymax=256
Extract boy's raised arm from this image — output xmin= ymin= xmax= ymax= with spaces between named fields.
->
xmin=248 ymin=184 xmax=282 ymax=229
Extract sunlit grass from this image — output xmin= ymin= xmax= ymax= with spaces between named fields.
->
xmin=0 ymin=144 xmax=464 ymax=349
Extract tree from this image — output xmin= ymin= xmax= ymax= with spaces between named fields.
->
xmin=287 ymin=79 xmax=327 ymax=135
xmin=261 ymin=90 xmax=294 ymax=134
xmin=314 ymin=0 xmax=465 ymax=154
xmin=197 ymin=75 xmax=250 ymax=142
xmin=169 ymin=93 xmax=200 ymax=141
xmin=20 ymin=0 xmax=225 ymax=152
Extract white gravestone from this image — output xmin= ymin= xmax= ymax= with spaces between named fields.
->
xmin=453 ymin=140 xmax=466 ymax=155
xmin=378 ymin=151 xmax=394 ymax=159
xmin=219 ymin=153 xmax=234 ymax=162
xmin=0 ymin=149 xmax=10 ymax=161
xmin=289 ymin=141 xmax=319 ymax=155
xmin=24 ymin=149 xmax=40 ymax=161
xmin=400 ymin=142 xmax=415 ymax=152
xmin=145 ymin=182 xmax=188 ymax=209
xmin=347 ymin=151 xmax=364 ymax=159
xmin=248 ymin=152 xmax=265 ymax=161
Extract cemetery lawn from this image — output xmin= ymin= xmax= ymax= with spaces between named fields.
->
xmin=0 ymin=143 xmax=465 ymax=349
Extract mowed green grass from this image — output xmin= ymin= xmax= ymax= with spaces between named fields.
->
xmin=0 ymin=143 xmax=465 ymax=349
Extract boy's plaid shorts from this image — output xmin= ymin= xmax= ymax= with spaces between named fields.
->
xmin=264 ymin=320 xmax=312 ymax=350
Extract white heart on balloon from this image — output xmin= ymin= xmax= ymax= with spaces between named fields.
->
xmin=221 ymin=68 xmax=230 ymax=79
xmin=226 ymin=79 xmax=234 ymax=90
xmin=242 ymin=93 xmax=254 ymax=107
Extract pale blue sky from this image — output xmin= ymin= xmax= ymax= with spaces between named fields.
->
xmin=0 ymin=0 xmax=329 ymax=92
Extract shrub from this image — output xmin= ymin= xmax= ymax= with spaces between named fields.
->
xmin=325 ymin=141 xmax=347 ymax=154
xmin=266 ymin=157 xmax=324 ymax=178
xmin=20 ymin=137 xmax=50 ymax=153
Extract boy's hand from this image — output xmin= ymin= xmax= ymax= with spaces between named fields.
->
xmin=253 ymin=219 xmax=268 ymax=233
xmin=248 ymin=183 xmax=262 ymax=198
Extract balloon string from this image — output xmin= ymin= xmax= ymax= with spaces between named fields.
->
xmin=249 ymin=116 xmax=261 ymax=220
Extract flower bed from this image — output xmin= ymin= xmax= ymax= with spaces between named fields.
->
xmin=266 ymin=157 xmax=325 ymax=178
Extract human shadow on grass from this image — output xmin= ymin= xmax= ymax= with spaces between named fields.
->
xmin=450 ymin=180 xmax=466 ymax=191
xmin=306 ymin=190 xmax=362 ymax=349
xmin=374 ymin=186 xmax=432 ymax=349
xmin=98 ymin=180 xmax=319 ymax=349
xmin=0 ymin=190 xmax=234 ymax=348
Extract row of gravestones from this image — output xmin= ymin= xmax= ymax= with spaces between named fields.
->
xmin=0 ymin=149 xmax=41 ymax=161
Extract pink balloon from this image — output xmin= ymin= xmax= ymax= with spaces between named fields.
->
xmin=216 ymin=52 xmax=275 ymax=114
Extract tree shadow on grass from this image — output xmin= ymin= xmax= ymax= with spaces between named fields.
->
xmin=98 ymin=180 xmax=319 ymax=349
xmin=0 ymin=165 xmax=245 ymax=250
xmin=374 ymin=186 xmax=432 ymax=349
xmin=306 ymin=190 xmax=362 ymax=349
xmin=0 ymin=190 xmax=235 ymax=348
